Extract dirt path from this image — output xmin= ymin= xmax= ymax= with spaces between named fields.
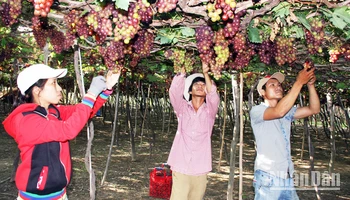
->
xmin=1 ymin=115 xmax=349 ymax=200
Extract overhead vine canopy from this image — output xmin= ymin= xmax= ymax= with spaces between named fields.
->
xmin=0 ymin=0 xmax=349 ymax=96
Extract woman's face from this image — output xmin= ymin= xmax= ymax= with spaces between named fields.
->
xmin=36 ymin=78 xmax=63 ymax=107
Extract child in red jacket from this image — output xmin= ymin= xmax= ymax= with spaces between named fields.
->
xmin=2 ymin=64 xmax=120 ymax=200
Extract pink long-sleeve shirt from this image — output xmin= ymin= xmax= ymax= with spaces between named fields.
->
xmin=167 ymin=73 xmax=220 ymax=175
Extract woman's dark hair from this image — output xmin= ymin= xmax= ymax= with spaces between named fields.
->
xmin=12 ymin=79 xmax=48 ymax=109
xmin=188 ymin=77 xmax=205 ymax=101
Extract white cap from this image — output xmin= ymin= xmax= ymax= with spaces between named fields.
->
xmin=17 ymin=64 xmax=67 ymax=95
xmin=184 ymin=73 xmax=204 ymax=101
xmin=257 ymin=72 xmax=285 ymax=96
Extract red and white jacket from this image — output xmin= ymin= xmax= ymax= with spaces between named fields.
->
xmin=2 ymin=90 xmax=111 ymax=195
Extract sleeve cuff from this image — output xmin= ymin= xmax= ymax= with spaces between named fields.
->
xmin=82 ymin=93 xmax=97 ymax=108
xmin=100 ymin=89 xmax=113 ymax=100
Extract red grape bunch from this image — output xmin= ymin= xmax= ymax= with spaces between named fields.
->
xmin=86 ymin=8 xmax=113 ymax=44
xmin=47 ymin=28 xmax=65 ymax=53
xmin=195 ymin=25 xmax=215 ymax=65
xmin=156 ymin=0 xmax=178 ymax=13
xmin=232 ymin=43 xmax=255 ymax=69
xmin=340 ymin=43 xmax=350 ymax=61
xmin=1 ymin=0 xmax=22 ymax=26
xmin=133 ymin=29 xmax=154 ymax=58
xmin=138 ymin=0 xmax=154 ymax=23
xmin=98 ymin=41 xmax=125 ymax=69
xmin=129 ymin=29 xmax=154 ymax=67
xmin=258 ymin=40 xmax=274 ymax=65
xmin=31 ymin=17 xmax=48 ymax=49
xmin=28 ymin=0 xmax=53 ymax=17
xmin=233 ymin=32 xmax=246 ymax=53
xmin=274 ymin=36 xmax=296 ymax=66
xmin=207 ymin=0 xmax=236 ymax=22
xmin=305 ymin=17 xmax=325 ymax=54
xmin=65 ymin=10 xmax=89 ymax=39
xmin=113 ymin=2 xmax=142 ymax=44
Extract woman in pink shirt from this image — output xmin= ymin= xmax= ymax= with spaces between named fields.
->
xmin=167 ymin=63 xmax=220 ymax=200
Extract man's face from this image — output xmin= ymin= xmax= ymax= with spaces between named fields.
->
xmin=190 ymin=81 xmax=206 ymax=98
xmin=262 ymin=78 xmax=283 ymax=100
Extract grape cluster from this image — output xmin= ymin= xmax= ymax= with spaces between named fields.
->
xmin=305 ymin=17 xmax=325 ymax=54
xmin=233 ymin=33 xmax=246 ymax=53
xmin=232 ymin=43 xmax=255 ymax=69
xmin=156 ymin=0 xmax=178 ymax=13
xmin=340 ymin=43 xmax=350 ymax=61
xmin=65 ymin=10 xmax=89 ymax=39
xmin=84 ymin=50 xmax=102 ymax=65
xmin=258 ymin=40 xmax=273 ymax=65
xmin=207 ymin=0 xmax=236 ymax=22
xmin=1 ymin=0 xmax=22 ymax=26
xmin=133 ymin=29 xmax=154 ymax=58
xmin=274 ymin=36 xmax=296 ymax=66
xmin=129 ymin=29 xmax=154 ymax=67
xmin=212 ymin=29 xmax=230 ymax=78
xmin=138 ymin=0 xmax=153 ymax=23
xmin=47 ymin=29 xmax=65 ymax=53
xmin=328 ymin=48 xmax=341 ymax=63
xmin=87 ymin=9 xmax=113 ymax=44
xmin=32 ymin=16 xmax=66 ymax=53
xmin=28 ymin=0 xmax=53 ymax=17
xmin=172 ymin=49 xmax=186 ymax=73
xmin=183 ymin=54 xmax=195 ymax=73
xmin=195 ymin=25 xmax=214 ymax=64
xmin=98 ymin=41 xmax=125 ymax=69
xmin=113 ymin=2 xmax=142 ymax=44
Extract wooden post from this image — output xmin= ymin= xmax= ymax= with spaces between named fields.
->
xmin=227 ymin=74 xmax=240 ymax=200
xmin=327 ymin=93 xmax=335 ymax=175
xmin=239 ymin=72 xmax=244 ymax=200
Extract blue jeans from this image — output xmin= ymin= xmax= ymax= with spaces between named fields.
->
xmin=253 ymin=170 xmax=299 ymax=200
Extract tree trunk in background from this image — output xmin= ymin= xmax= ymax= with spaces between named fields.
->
xmin=337 ymin=93 xmax=350 ymax=151
xmin=101 ymin=88 xmax=120 ymax=185
xmin=327 ymin=93 xmax=336 ymax=175
xmin=85 ymin=121 xmax=96 ymax=200
xmin=227 ymin=75 xmax=240 ymax=200
xmin=299 ymin=94 xmax=306 ymax=161
xmin=217 ymin=84 xmax=227 ymax=172
xmin=140 ymin=85 xmax=150 ymax=144
xmin=126 ymin=94 xmax=137 ymax=161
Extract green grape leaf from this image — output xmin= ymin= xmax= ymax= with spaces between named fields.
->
xmin=330 ymin=16 xmax=347 ymax=29
xmin=172 ymin=37 xmax=179 ymax=44
xmin=114 ymin=0 xmax=130 ymax=11
xmin=333 ymin=6 xmax=350 ymax=24
xmin=180 ymin=27 xmax=195 ymax=37
xmin=336 ymin=82 xmax=346 ymax=89
xmin=344 ymin=30 xmax=350 ymax=40
xmin=1 ymin=38 xmax=7 ymax=47
xmin=272 ymin=2 xmax=290 ymax=18
xmin=296 ymin=15 xmax=311 ymax=31
xmin=247 ymin=26 xmax=261 ymax=43
xmin=155 ymin=35 xmax=172 ymax=44
xmin=290 ymin=25 xmax=304 ymax=39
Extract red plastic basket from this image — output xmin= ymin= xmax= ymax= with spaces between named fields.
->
xmin=149 ymin=165 xmax=172 ymax=199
